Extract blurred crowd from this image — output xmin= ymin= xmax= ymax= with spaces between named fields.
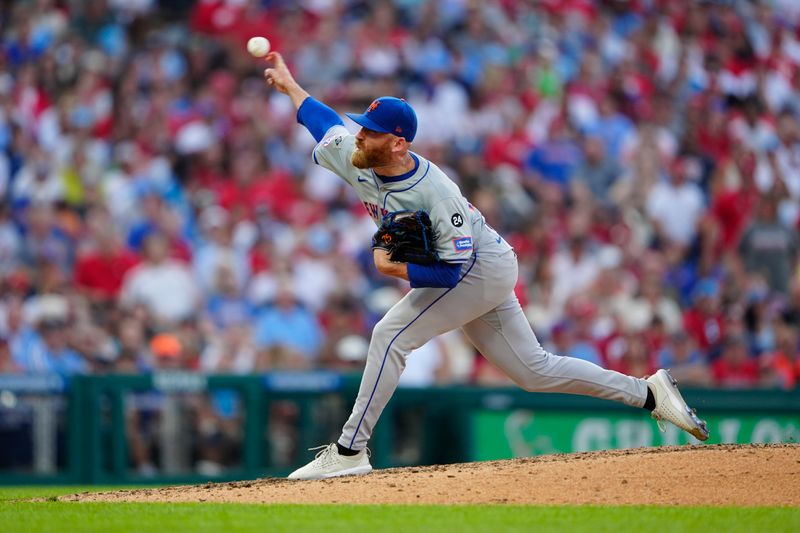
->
xmin=1 ymin=0 xmax=799 ymax=393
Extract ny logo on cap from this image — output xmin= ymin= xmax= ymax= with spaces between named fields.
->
xmin=368 ymin=100 xmax=380 ymax=113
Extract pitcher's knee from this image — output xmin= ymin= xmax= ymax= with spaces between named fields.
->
xmin=371 ymin=317 xmax=395 ymax=343
xmin=368 ymin=318 xmax=416 ymax=363
xmin=513 ymin=349 xmax=555 ymax=391
xmin=516 ymin=369 xmax=555 ymax=392
xmin=516 ymin=374 xmax=544 ymax=392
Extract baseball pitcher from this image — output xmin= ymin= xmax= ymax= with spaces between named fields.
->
xmin=262 ymin=52 xmax=709 ymax=480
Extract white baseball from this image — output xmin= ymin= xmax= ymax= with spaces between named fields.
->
xmin=247 ymin=36 xmax=270 ymax=58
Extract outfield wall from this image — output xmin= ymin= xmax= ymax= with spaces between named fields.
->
xmin=0 ymin=373 xmax=797 ymax=484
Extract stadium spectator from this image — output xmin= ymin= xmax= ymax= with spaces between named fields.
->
xmin=709 ymin=148 xmax=759 ymax=253
xmin=73 ymin=206 xmax=139 ymax=304
xmin=201 ymin=324 xmax=256 ymax=375
xmin=773 ymin=111 xmax=800 ymax=204
xmin=526 ymin=119 xmax=582 ymax=188
xmin=683 ymin=278 xmax=725 ymax=354
xmin=120 ymin=232 xmax=200 ymax=327
xmin=0 ymin=337 xmax=18 ymax=373
xmin=645 ymin=156 xmax=705 ymax=248
xmin=193 ymin=206 xmax=250 ymax=294
xmin=590 ymin=95 xmax=635 ymax=162
xmin=112 ymin=315 xmax=151 ymax=373
xmin=783 ymin=279 xmax=800 ymax=325
xmin=252 ymin=280 xmax=322 ymax=364
xmin=620 ymin=272 xmax=683 ymax=335
xmin=712 ymin=334 xmax=760 ymax=389
xmin=18 ymin=202 xmax=73 ymax=274
xmin=203 ymin=264 xmax=253 ymax=332
xmin=742 ymin=276 xmax=777 ymax=355
xmin=615 ymin=333 xmax=657 ymax=379
xmin=550 ymin=215 xmax=600 ymax=310
xmin=760 ymin=322 xmax=800 ymax=390
xmin=0 ymin=205 xmax=21 ymax=276
xmin=10 ymin=295 xmax=87 ymax=376
xmin=657 ymin=331 xmax=712 ymax=387
xmin=149 ymin=333 xmax=186 ymax=370
xmin=126 ymin=192 xmax=192 ymax=262
xmin=572 ymin=136 xmax=622 ymax=206
xmin=10 ymin=147 xmax=64 ymax=206
xmin=318 ymin=294 xmax=368 ymax=369
xmin=739 ymin=192 xmax=799 ymax=295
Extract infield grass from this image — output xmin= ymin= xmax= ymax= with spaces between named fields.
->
xmin=1 ymin=487 xmax=798 ymax=533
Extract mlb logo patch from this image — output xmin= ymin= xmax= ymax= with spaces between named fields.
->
xmin=453 ymin=236 xmax=473 ymax=252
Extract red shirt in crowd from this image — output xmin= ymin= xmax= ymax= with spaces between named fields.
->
xmin=697 ymin=121 xmax=732 ymax=162
xmin=484 ymin=129 xmax=534 ymax=170
xmin=761 ymin=351 xmax=800 ymax=390
xmin=74 ymin=249 xmax=140 ymax=300
xmin=712 ymin=357 xmax=759 ymax=388
xmin=683 ymin=309 xmax=724 ymax=351
xmin=215 ymin=170 xmax=300 ymax=221
xmin=710 ymin=186 xmax=757 ymax=251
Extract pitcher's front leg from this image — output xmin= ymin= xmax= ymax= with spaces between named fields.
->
xmin=340 ymin=256 xmax=498 ymax=449
xmin=338 ymin=288 xmax=449 ymax=451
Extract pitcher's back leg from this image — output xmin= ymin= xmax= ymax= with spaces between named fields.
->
xmin=461 ymin=293 xmax=649 ymax=407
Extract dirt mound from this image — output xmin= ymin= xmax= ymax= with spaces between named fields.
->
xmin=63 ymin=444 xmax=800 ymax=506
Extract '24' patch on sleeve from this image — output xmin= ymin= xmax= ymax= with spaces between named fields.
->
xmin=452 ymin=236 xmax=473 ymax=252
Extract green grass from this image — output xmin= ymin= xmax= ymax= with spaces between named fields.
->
xmin=1 ymin=487 xmax=798 ymax=533
xmin=0 ymin=486 xmax=133 ymax=502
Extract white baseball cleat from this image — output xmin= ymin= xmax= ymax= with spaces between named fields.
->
xmin=646 ymin=369 xmax=710 ymax=441
xmin=287 ymin=443 xmax=372 ymax=480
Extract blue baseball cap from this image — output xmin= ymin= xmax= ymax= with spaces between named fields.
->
xmin=345 ymin=97 xmax=417 ymax=142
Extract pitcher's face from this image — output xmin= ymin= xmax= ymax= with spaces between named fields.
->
xmin=352 ymin=128 xmax=396 ymax=169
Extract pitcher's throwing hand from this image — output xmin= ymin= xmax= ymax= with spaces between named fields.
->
xmin=263 ymin=52 xmax=309 ymax=108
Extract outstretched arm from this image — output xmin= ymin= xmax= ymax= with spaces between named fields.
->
xmin=264 ymin=52 xmax=343 ymax=142
xmin=263 ymin=52 xmax=309 ymax=108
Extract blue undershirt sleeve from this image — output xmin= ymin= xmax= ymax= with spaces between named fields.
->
xmin=407 ymin=261 xmax=462 ymax=289
xmin=296 ymin=96 xmax=345 ymax=142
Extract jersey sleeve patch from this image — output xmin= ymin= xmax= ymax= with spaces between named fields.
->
xmin=453 ymin=236 xmax=473 ymax=252
xmin=321 ymin=134 xmax=343 ymax=147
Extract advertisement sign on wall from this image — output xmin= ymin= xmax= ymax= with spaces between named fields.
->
xmin=471 ymin=410 xmax=800 ymax=460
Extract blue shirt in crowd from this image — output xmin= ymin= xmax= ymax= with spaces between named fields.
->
xmin=10 ymin=328 xmax=88 ymax=376
xmin=253 ymin=304 xmax=322 ymax=360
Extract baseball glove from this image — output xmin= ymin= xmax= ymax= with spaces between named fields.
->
xmin=372 ymin=210 xmax=439 ymax=265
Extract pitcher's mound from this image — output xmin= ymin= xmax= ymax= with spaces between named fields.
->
xmin=64 ymin=444 xmax=800 ymax=506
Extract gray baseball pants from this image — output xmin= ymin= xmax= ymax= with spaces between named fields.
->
xmin=338 ymin=249 xmax=650 ymax=450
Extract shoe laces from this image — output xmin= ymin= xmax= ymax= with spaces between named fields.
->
xmin=309 ymin=444 xmax=334 ymax=455
xmin=307 ymin=443 xmax=371 ymax=463
xmin=308 ymin=444 xmax=339 ymax=467
xmin=651 ymin=412 xmax=667 ymax=433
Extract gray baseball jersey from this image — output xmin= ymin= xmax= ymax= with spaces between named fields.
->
xmin=314 ymin=125 xmax=649 ymax=450
xmin=314 ymin=126 xmax=506 ymax=261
